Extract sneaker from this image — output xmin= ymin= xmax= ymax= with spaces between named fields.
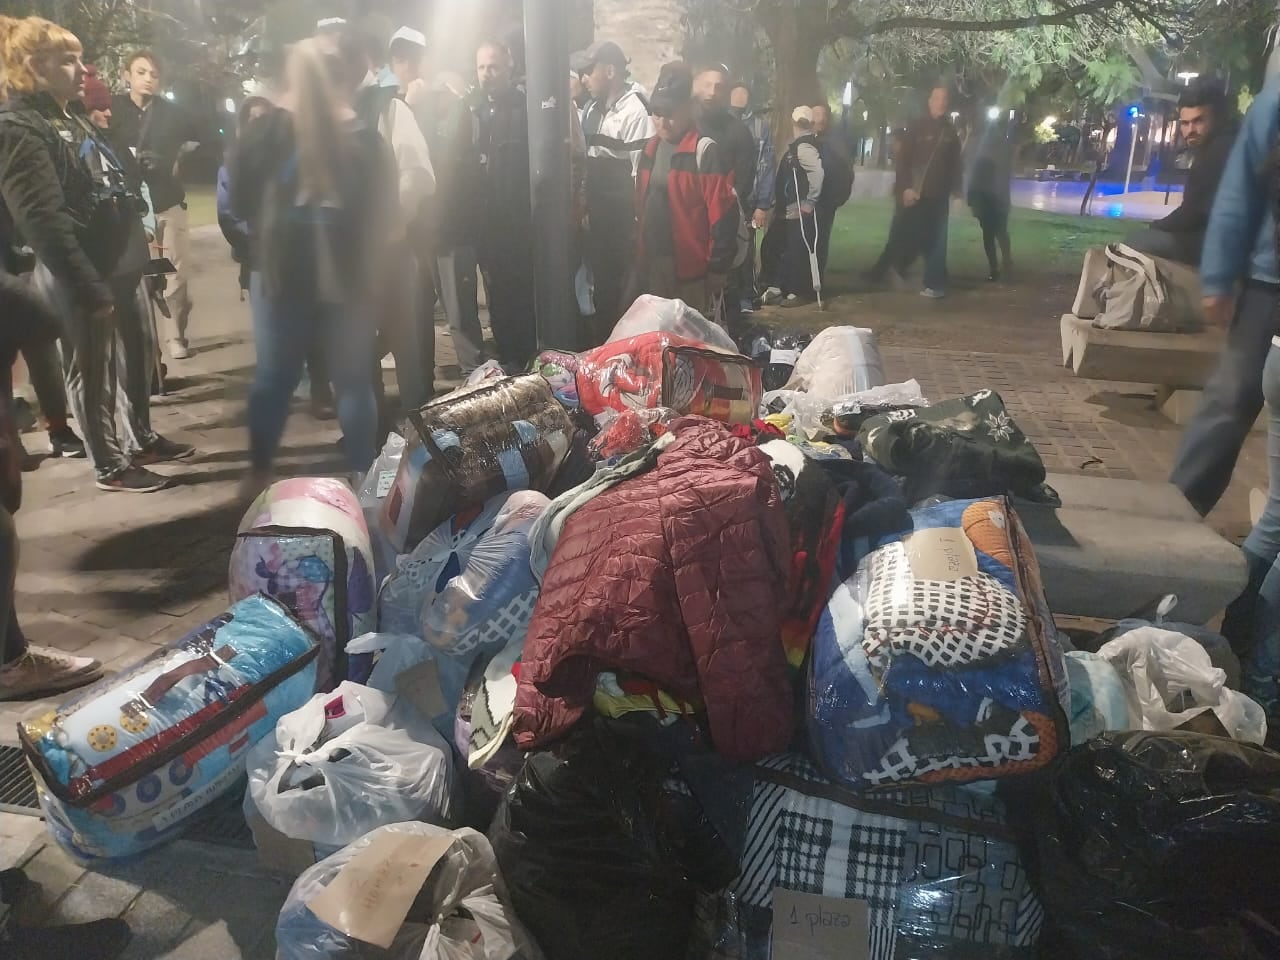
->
xmin=48 ymin=426 xmax=86 ymax=459
xmin=95 ymin=465 xmax=170 ymax=493
xmin=167 ymin=339 xmax=191 ymax=360
xmin=0 ymin=867 xmax=32 ymax=905
xmin=920 ymin=288 xmax=946 ymax=299
xmin=0 ymin=645 xmax=103 ymax=701
xmin=132 ymin=437 xmax=195 ymax=466
xmin=739 ymin=299 xmax=756 ymax=315
xmin=3 ymin=917 xmax=131 ymax=960
xmin=760 ymin=286 xmax=783 ymax=306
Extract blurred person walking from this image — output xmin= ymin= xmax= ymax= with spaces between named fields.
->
xmin=760 ymin=106 xmax=824 ymax=308
xmin=811 ymin=102 xmax=854 ymax=278
xmin=967 ymin=121 xmax=1014 ymax=281
xmin=574 ymin=40 xmax=653 ymax=336
xmin=0 ymin=16 xmax=191 ymax=494
xmin=729 ymin=82 xmax=775 ymax=314
xmin=231 ymin=38 xmax=396 ymax=492
xmin=111 ymin=51 xmax=200 ymax=359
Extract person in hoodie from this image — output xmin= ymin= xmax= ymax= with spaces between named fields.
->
xmin=760 ymin=106 xmax=824 ymax=308
xmin=574 ymin=40 xmax=654 ymax=337
xmin=729 ymin=82 xmax=775 ymax=314
xmin=632 ymin=61 xmax=739 ymax=314
xmin=0 ymin=16 xmax=192 ymax=495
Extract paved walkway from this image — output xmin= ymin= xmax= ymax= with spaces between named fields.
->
xmin=0 ymin=224 xmax=1263 ymax=958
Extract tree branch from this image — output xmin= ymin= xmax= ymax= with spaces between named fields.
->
xmin=864 ymin=0 xmax=1125 ymax=35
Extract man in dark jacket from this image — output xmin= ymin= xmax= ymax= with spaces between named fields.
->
xmin=811 ymin=103 xmax=853 ymax=277
xmin=633 ymin=62 xmax=740 ymax=316
xmin=1125 ymin=80 xmax=1234 ymax=266
xmin=470 ymin=40 xmax=536 ymax=369
xmin=888 ymin=84 xmax=962 ymax=298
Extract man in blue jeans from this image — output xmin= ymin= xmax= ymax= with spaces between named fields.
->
xmin=1170 ymin=72 xmax=1280 ymax=517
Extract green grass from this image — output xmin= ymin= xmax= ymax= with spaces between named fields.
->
xmin=185 ymin=185 xmax=217 ymax=229
xmin=826 ymin=197 xmax=1128 ymax=279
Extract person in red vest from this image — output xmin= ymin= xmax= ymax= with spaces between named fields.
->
xmin=632 ymin=61 xmax=741 ymax=320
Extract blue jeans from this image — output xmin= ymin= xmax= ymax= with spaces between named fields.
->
xmin=1223 ymin=342 xmax=1280 ymax=720
xmin=923 ymin=205 xmax=950 ymax=292
xmin=248 ymin=274 xmax=378 ymax=473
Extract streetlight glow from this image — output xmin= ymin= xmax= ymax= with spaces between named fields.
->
xmin=1176 ymin=70 xmax=1200 ymax=85
xmin=163 ymin=91 xmax=175 ymax=101
xmin=1041 ymin=115 xmax=1058 ymax=128
xmin=224 ymin=98 xmax=235 ymax=113
xmin=986 ymin=106 xmax=1000 ymax=121
xmin=842 ymin=82 xmax=853 ymax=107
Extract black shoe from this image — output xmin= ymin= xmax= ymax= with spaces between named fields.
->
xmin=4 ymin=917 xmax=131 ymax=960
xmin=0 ymin=867 xmax=31 ymax=905
xmin=95 ymin=465 xmax=170 ymax=493
xmin=309 ymin=393 xmax=336 ymax=421
xmin=48 ymin=426 xmax=86 ymax=459
xmin=132 ymin=437 xmax=195 ymax=466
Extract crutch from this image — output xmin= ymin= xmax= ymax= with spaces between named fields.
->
xmin=793 ymin=167 xmax=823 ymax=310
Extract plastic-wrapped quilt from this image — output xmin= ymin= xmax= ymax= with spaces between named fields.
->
xmin=380 ymin=375 xmax=573 ymax=552
xmin=695 ymin=753 xmax=1042 ymax=960
xmin=810 ymin=497 xmax=1069 ymax=790
xmin=276 ymin=821 xmax=540 ymax=960
xmin=377 ymin=490 xmax=548 ymax=730
xmin=20 ymin=595 xmax=319 ymax=862
xmin=606 ymin=294 xmax=739 ymax=352
xmin=230 ymin=477 xmax=376 ymax=690
xmin=781 ymin=325 xmax=885 ymax=399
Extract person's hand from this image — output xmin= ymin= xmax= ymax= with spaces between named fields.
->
xmin=902 ymin=188 xmax=919 ymax=207
xmin=405 ymin=78 xmax=427 ymax=108
xmin=752 ymin=208 xmax=770 ymax=230
xmin=705 ymin=273 xmax=728 ymax=296
xmin=800 ymin=203 xmax=815 ymax=217
xmin=1202 ymin=295 xmax=1235 ymax=329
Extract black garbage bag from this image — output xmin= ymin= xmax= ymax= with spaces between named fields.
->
xmin=489 ymin=722 xmax=739 ymax=960
xmin=1023 ymin=731 xmax=1280 ymax=960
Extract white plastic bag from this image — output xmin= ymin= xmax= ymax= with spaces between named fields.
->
xmin=245 ymin=682 xmax=456 ymax=850
xmin=607 ymin=294 xmax=738 ymax=352
xmin=345 ymin=632 xmax=432 ymax=694
xmin=782 ymin=325 xmax=886 ymax=399
xmin=276 ymin=821 xmax=540 ymax=960
xmin=1097 ymin=626 xmax=1268 ymax=744
xmin=359 ymin=433 xmax=406 ymax=585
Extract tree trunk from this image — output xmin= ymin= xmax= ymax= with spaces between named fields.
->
xmin=762 ymin=3 xmax=824 ymax=152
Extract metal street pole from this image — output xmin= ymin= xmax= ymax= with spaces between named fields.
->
xmin=1123 ymin=114 xmax=1139 ymax=194
xmin=523 ymin=0 xmax=577 ymax=350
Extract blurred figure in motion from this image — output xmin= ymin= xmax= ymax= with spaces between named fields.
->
xmin=470 ymin=40 xmax=536 ymax=369
xmin=632 ymin=62 xmax=739 ymax=315
xmin=967 ymin=120 xmax=1014 ymax=281
xmin=729 ymin=82 xmax=774 ymax=314
xmin=0 ymin=16 xmax=191 ymax=494
xmin=231 ymin=38 xmax=396 ymax=494
xmin=216 ymin=96 xmax=273 ymax=297
xmin=811 ymin=102 xmax=854 ymax=279
xmin=760 ymin=106 xmax=824 ymax=308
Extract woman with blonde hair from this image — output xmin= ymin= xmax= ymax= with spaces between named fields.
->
xmin=0 ymin=15 xmax=192 ymax=496
xmin=231 ymin=37 xmax=395 ymax=494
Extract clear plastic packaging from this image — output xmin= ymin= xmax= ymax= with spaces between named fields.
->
xmin=230 ymin=477 xmax=376 ymax=691
xmin=587 ymin=406 xmax=678 ymax=461
xmin=1096 ymin=625 xmax=1267 ymax=743
xmin=359 ymin=433 xmax=406 ymax=587
xmin=245 ymin=682 xmax=456 ymax=852
xmin=782 ymin=325 xmax=886 ymax=398
xmin=276 ymin=821 xmax=540 ymax=960
xmin=22 ymin=595 xmax=319 ymax=862
xmin=810 ymin=497 xmax=1068 ymax=790
xmin=344 ymin=632 xmax=430 ymax=694
xmin=607 ymin=294 xmax=738 ymax=353
xmin=380 ymin=375 xmax=573 ymax=553
xmin=465 ymin=359 xmax=507 ymax=386
xmin=1064 ymin=651 xmax=1131 ymax=745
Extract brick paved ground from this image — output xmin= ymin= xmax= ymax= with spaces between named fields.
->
xmin=0 ymin=225 xmax=1263 ymax=957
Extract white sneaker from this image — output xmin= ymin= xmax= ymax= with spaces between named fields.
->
xmin=760 ymin=287 xmax=783 ymax=306
xmin=167 ymin=339 xmax=191 ymax=360
xmin=920 ymin=288 xmax=946 ymax=299
xmin=0 ymin=645 xmax=103 ymax=701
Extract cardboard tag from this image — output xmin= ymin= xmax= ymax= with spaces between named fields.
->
xmin=770 ymin=348 xmax=800 ymax=367
xmin=771 ymin=890 xmax=871 ymax=960
xmin=903 ymin=527 xmax=979 ymax=582
xmin=375 ymin=469 xmax=396 ymax=498
xmin=307 ymin=831 xmax=453 ymax=948
xmin=395 ymin=658 xmax=447 ymax=720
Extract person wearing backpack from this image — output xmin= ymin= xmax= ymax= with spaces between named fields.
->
xmin=760 ymin=106 xmax=825 ymax=308
xmin=230 ymin=38 xmax=397 ymax=496
xmin=812 ymin=103 xmax=854 ymax=277
xmin=632 ymin=62 xmax=741 ymax=315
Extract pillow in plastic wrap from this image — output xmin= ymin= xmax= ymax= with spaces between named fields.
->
xmin=245 ymin=682 xmax=457 ymax=859
xmin=377 ymin=490 xmax=547 ymax=731
xmin=380 ymin=375 xmax=572 ymax=553
xmin=696 ymin=753 xmax=1042 ymax=960
xmin=781 ymin=325 xmax=886 ymax=400
xmin=276 ymin=821 xmax=540 ymax=960
xmin=20 ymin=595 xmax=318 ymax=862
xmin=607 ymin=294 xmax=739 ymax=352
xmin=810 ymin=497 xmax=1069 ymax=790
xmin=231 ymin=477 xmax=375 ymax=691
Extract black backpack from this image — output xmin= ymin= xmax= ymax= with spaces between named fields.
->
xmin=816 ymin=136 xmax=854 ymax=208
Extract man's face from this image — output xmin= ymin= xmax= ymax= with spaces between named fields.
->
xmin=584 ymin=61 xmax=614 ymax=101
xmin=928 ymin=86 xmax=949 ymax=119
xmin=89 ymin=107 xmax=111 ymax=129
xmin=40 ymin=48 xmax=86 ymax=103
xmin=248 ymin=104 xmax=270 ymax=123
xmin=477 ymin=45 xmax=510 ymax=95
xmin=390 ymin=52 xmax=421 ymax=92
xmin=730 ymin=86 xmax=749 ymax=111
xmin=1179 ymin=104 xmax=1214 ymax=148
xmin=655 ymin=104 xmax=692 ymax=143
xmin=812 ymin=105 xmax=831 ymax=135
xmin=127 ymin=57 xmax=160 ymax=98
xmin=694 ymin=70 xmax=728 ymax=110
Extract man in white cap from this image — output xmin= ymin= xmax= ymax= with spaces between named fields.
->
xmin=572 ymin=40 xmax=654 ymax=338
xmin=760 ymin=106 xmax=824 ymax=308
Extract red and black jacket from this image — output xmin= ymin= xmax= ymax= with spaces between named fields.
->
xmin=635 ymin=127 xmax=741 ymax=282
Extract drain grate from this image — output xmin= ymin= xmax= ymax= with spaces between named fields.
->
xmin=0 ymin=744 xmax=37 ymax=815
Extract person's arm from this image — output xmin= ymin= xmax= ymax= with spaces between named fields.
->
xmin=732 ymin=123 xmax=756 ymax=203
xmin=754 ymin=120 xmax=776 ymax=213
xmin=616 ymin=100 xmax=656 ymax=179
xmin=229 ymin=113 xmax=279 ymax=227
xmin=383 ymin=98 xmax=437 ymax=220
xmin=0 ymin=121 xmax=111 ymax=314
xmin=1200 ymin=87 xmax=1278 ymax=300
xmin=1155 ymin=135 xmax=1233 ymax=235
xmin=797 ymin=141 xmax=824 ymax=210
xmin=894 ymin=125 xmax=914 ymax=199
xmin=698 ymin=140 xmax=741 ymax=276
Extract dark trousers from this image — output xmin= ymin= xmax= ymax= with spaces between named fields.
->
xmin=971 ymin=195 xmax=1011 ymax=277
xmin=585 ymin=197 xmax=636 ymax=343
xmin=479 ymin=246 xmax=536 ymax=370
xmin=1171 ymin=282 xmax=1280 ymax=515
xmin=869 ymin=203 xmax=908 ymax=278
xmin=891 ymin=197 xmax=949 ymax=278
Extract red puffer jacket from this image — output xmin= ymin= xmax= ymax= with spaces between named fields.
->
xmin=513 ymin=418 xmax=795 ymax=761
